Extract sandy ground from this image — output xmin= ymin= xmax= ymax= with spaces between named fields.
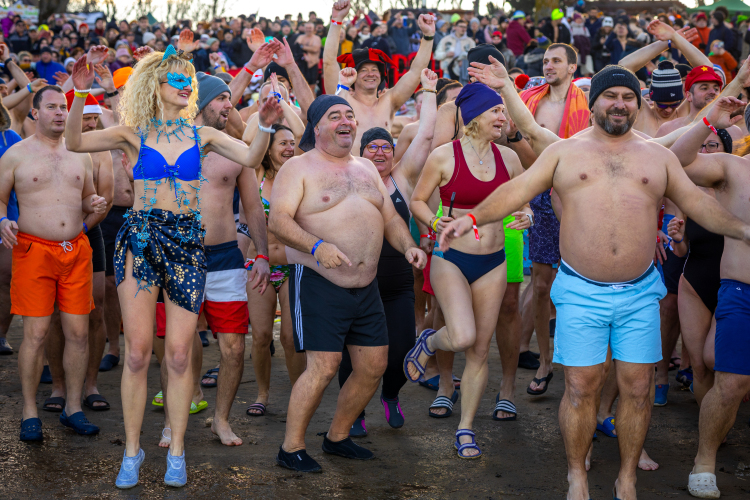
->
xmin=1 ymin=296 xmax=749 ymax=499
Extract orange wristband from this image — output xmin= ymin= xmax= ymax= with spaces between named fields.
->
xmin=467 ymin=213 xmax=480 ymax=240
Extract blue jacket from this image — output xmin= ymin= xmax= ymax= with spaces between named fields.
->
xmin=387 ymin=19 xmax=416 ymax=56
xmin=35 ymin=60 xmax=66 ymax=83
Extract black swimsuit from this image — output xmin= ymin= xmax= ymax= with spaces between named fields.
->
xmin=683 ymin=218 xmax=724 ymax=313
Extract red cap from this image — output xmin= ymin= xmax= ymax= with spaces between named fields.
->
xmin=695 ymin=12 xmax=707 ymax=21
xmin=79 ymin=23 xmax=89 ymax=29
xmin=684 ymin=65 xmax=723 ymax=93
xmin=492 ymin=30 xmax=502 ymax=38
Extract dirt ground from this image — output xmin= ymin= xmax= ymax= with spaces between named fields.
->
xmin=1 ymin=293 xmax=749 ymax=500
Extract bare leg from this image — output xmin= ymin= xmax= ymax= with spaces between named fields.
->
xmin=247 ymin=281 xmax=276 ymax=413
xmin=0 ymin=246 xmax=14 ymax=347
xmin=559 ymin=364 xmax=605 ymax=500
xmin=103 ymin=275 xmax=121 ymax=358
xmin=56 ymin=311 xmax=91 ymax=416
xmin=190 ymin=331 xmax=203 ymax=404
xmin=46 ymin=310 xmax=67 ymax=407
xmin=211 ymin=332 xmax=244 ymax=446
xmin=494 ymin=282 xmax=520 ymax=418
xmin=278 ymin=281 xmax=305 ymax=384
xmin=19 ymin=315 xmax=54 ymax=420
xmin=84 ymin=272 xmax=107 ymax=405
xmin=327 ymin=345 xmax=388 ymax=442
xmin=678 ymin=277 xmax=714 ymax=405
xmin=282 ymin=350 xmax=342 ymax=452
xmin=614 ymin=360 xmax=655 ymax=500
xmin=431 ymin=299 xmax=454 ymax=416
xmin=158 ymin=350 xmax=171 ymax=448
xmin=413 ymin=266 xmax=427 ymax=333
xmin=655 ymin=292 xmax=680 ymax=386
xmin=518 ymin=277 xmax=534 ymax=353
xmin=529 ymin=263 xmax=556 ymax=391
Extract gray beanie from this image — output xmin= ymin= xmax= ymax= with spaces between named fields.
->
xmin=588 ymin=65 xmax=641 ymax=110
xmin=196 ymin=72 xmax=231 ymax=112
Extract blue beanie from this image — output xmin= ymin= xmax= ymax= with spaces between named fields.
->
xmin=455 ymin=82 xmax=503 ymax=126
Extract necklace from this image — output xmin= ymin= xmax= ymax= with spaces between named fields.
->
xmin=150 ymin=117 xmax=190 ymax=144
xmin=466 ymin=138 xmax=489 ymax=165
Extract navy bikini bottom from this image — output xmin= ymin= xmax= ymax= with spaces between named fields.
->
xmin=433 ymin=247 xmax=506 ymax=284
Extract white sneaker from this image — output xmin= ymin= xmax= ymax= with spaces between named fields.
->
xmin=688 ymin=472 xmax=720 ymax=498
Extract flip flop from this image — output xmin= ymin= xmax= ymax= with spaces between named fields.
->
xmin=0 ymin=337 xmax=13 ymax=355
xmin=668 ymin=356 xmax=680 ymax=371
xmin=518 ymin=350 xmax=540 ymax=370
xmin=418 ymin=374 xmax=440 ymax=391
xmin=246 ymin=402 xmax=266 ymax=416
xmin=492 ymin=395 xmax=517 ymax=421
xmin=201 ymin=367 xmax=219 ymax=388
xmin=42 ymin=396 xmax=66 ymax=413
xmin=20 ymin=417 xmax=43 ymax=441
xmin=428 ymin=390 xmax=458 ymax=418
xmin=199 ymin=330 xmax=210 ymax=347
xmin=190 ymin=400 xmax=208 ymax=414
xmin=403 ymin=329 xmax=436 ymax=383
xmin=596 ymin=416 xmax=617 ymax=438
xmin=99 ymin=354 xmax=120 ymax=372
xmin=454 ymin=429 xmax=482 ymax=459
xmin=152 ymin=391 xmax=164 ymax=407
xmin=527 ymin=371 xmax=553 ymax=396
xmin=40 ymin=365 xmax=52 ymax=384
xmin=83 ymin=394 xmax=111 ymax=411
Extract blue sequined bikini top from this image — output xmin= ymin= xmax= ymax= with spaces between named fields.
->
xmin=134 ymin=140 xmax=201 ymax=181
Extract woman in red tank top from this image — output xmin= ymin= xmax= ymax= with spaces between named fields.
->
xmin=405 ymin=83 xmax=533 ymax=459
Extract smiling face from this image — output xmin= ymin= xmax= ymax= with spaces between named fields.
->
xmin=592 ymin=86 xmax=638 ymax=136
xmin=689 ymin=81 xmax=721 ymax=110
xmin=356 ymin=62 xmax=381 ymax=91
xmin=543 ymin=46 xmax=575 ymax=86
xmin=269 ymin=128 xmax=296 ymax=167
xmin=362 ymin=139 xmax=393 ymax=176
xmin=160 ymin=71 xmax=193 ymax=108
xmin=315 ymin=104 xmax=356 ymax=153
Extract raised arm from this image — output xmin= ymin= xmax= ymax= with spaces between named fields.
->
xmin=398 ymin=69 xmax=437 ymax=187
xmin=323 ymin=1 xmax=351 ymax=95
xmin=274 ymin=38 xmax=315 ymax=120
xmin=270 ymin=73 xmax=305 ymax=137
xmin=386 ymin=14 xmax=436 ymax=110
xmin=620 ymin=21 xmax=709 ymax=73
xmin=228 ymin=38 xmax=279 ymax=107
xmin=214 ymin=97 xmax=281 ymax=167
xmin=94 ymin=63 xmax=121 ymax=126
xmin=438 ymin=140 xmax=559 ymax=250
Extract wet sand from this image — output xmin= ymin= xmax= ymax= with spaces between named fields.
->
xmin=1 ymin=308 xmax=749 ymax=499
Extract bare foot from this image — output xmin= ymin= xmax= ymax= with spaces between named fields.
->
xmin=211 ymin=419 xmax=243 ymax=446
xmin=159 ymin=427 xmax=171 ymax=448
xmin=585 ymin=442 xmax=593 ymax=471
xmin=637 ymin=448 xmax=659 ymax=471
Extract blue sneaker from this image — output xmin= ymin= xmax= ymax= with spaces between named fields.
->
xmin=115 ymin=449 xmax=145 ymax=489
xmin=164 ymin=450 xmax=187 ymax=487
xmin=349 ymin=416 xmax=367 ymax=437
xmin=654 ymin=384 xmax=669 ymax=406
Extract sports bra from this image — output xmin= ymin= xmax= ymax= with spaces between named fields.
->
xmin=133 ymin=127 xmax=202 ymax=182
xmin=439 ymin=140 xmax=510 ymax=210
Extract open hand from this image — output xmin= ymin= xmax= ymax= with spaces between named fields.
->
xmin=53 ymin=71 xmax=69 ymax=86
xmin=71 ymin=56 xmax=95 ymax=90
xmin=246 ymin=41 xmax=277 ymax=72
xmin=274 ymin=37 xmax=295 ymax=67
xmin=30 ymin=78 xmax=48 ymax=91
xmin=339 ymin=67 xmax=357 ymax=87
xmin=706 ymin=96 xmax=746 ymax=129
xmin=258 ymin=97 xmax=283 ymax=127
xmin=177 ymin=28 xmax=199 ymax=52
xmin=468 ymin=55 xmax=508 ymax=90
xmin=246 ymin=28 xmax=265 ymax=52
xmin=133 ymin=46 xmax=154 ymax=61
xmin=420 ymin=68 xmax=438 ymax=90
xmin=0 ymin=218 xmax=18 ymax=248
xmin=506 ymin=211 xmax=531 ymax=230
xmin=94 ymin=64 xmax=114 ymax=92
xmin=417 ymin=13 xmax=436 ymax=37
xmin=676 ymin=26 xmax=698 ymax=44
xmin=646 ymin=19 xmax=675 ymax=42
xmin=332 ymin=0 xmax=351 ymax=23
xmin=86 ymin=45 xmax=109 ymax=66
xmin=405 ymin=247 xmax=427 ymax=270
xmin=313 ymin=241 xmax=352 ymax=269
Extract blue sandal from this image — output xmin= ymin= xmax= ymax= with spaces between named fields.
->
xmin=20 ymin=417 xmax=43 ymax=441
xmin=454 ymin=429 xmax=482 ymax=459
xmin=60 ymin=410 xmax=99 ymax=435
xmin=403 ymin=329 xmax=436 ymax=383
xmin=596 ymin=416 xmax=617 ymax=438
xmin=418 ymin=374 xmax=440 ymax=391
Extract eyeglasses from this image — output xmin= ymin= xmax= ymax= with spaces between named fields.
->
xmin=654 ymin=101 xmax=682 ymax=109
xmin=366 ymin=143 xmax=392 ymax=154
xmin=701 ymin=141 xmax=720 ymax=152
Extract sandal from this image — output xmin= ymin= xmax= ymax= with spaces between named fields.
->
xmin=42 ymin=396 xmax=66 ymax=413
xmin=83 ymin=394 xmax=111 ymax=411
xmin=403 ymin=329 xmax=436 ymax=383
xmin=527 ymin=371 xmax=553 ymax=396
xmin=20 ymin=417 xmax=43 ymax=441
xmin=98 ymin=354 xmax=120 ymax=372
xmin=190 ymin=400 xmax=208 ymax=414
xmin=418 ymin=374 xmax=440 ymax=391
xmin=454 ymin=429 xmax=482 ymax=459
xmin=596 ymin=416 xmax=617 ymax=438
xmin=60 ymin=410 xmax=99 ymax=435
xmin=246 ymin=402 xmax=266 ymax=416
xmin=492 ymin=395 xmax=517 ymax=421
xmin=200 ymin=367 xmax=219 ymax=388
xmin=668 ymin=356 xmax=680 ymax=371
xmin=152 ymin=391 xmax=164 ymax=407
xmin=428 ymin=390 xmax=458 ymax=418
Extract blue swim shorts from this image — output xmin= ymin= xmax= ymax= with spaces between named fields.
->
xmin=551 ymin=260 xmax=667 ymax=367
xmin=714 ymin=279 xmax=750 ymax=376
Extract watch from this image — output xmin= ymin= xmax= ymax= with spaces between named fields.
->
xmin=507 ymin=131 xmax=523 ymax=143
xmin=526 ymin=213 xmax=534 ymax=226
xmin=105 ymin=89 xmax=119 ymax=98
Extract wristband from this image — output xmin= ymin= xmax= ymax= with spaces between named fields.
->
xmin=421 ymin=88 xmax=437 ymax=94
xmin=667 ymin=40 xmax=672 ymax=50
xmin=507 ymin=131 xmax=523 ymax=143
xmin=258 ymin=123 xmax=275 ymax=133
xmin=672 ymin=236 xmax=683 ymax=244
xmin=244 ymin=258 xmax=255 ymax=269
xmin=243 ymin=65 xmax=255 ymax=75
xmin=255 ymin=254 xmax=270 ymax=262
xmin=330 ymin=19 xmax=343 ymax=25
xmin=213 ymin=64 xmax=221 ymax=70
xmin=270 ymin=91 xmax=282 ymax=103
xmin=0 ymin=216 xmax=7 ymax=225
xmin=3 ymin=58 xmax=11 ymax=66
xmin=423 ymin=35 xmax=434 ymax=41
xmin=336 ymin=84 xmax=350 ymax=95
xmin=703 ymin=117 xmax=718 ymax=135
xmin=431 ymin=217 xmax=439 ymax=231
xmin=74 ymin=87 xmax=92 ymax=99
xmin=467 ymin=213 xmax=480 ymax=240
xmin=26 ymin=83 xmax=31 ymax=93
xmin=311 ymin=239 xmax=324 ymax=266
xmin=83 ymin=222 xmax=88 ymax=233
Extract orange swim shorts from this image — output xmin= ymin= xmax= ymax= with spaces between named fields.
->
xmin=11 ymin=231 xmax=94 ymax=317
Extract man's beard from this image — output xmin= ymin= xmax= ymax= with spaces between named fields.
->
xmin=595 ymin=107 xmax=635 ymax=136
xmin=202 ymin=107 xmax=227 ymax=130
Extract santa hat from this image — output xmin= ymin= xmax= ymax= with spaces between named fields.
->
xmin=573 ymin=77 xmax=592 ymax=88
xmin=65 ymin=90 xmax=102 ymax=115
xmin=337 ymin=48 xmax=394 ymax=90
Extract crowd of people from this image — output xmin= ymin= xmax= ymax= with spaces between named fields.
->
xmin=0 ymin=1 xmax=749 ymax=499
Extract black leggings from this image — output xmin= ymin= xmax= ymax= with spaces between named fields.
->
xmin=338 ymin=289 xmax=416 ymax=406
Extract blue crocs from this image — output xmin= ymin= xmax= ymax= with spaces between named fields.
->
xmin=596 ymin=416 xmax=617 ymax=438
xmin=115 ymin=449 xmax=145 ymax=489
xmin=60 ymin=410 xmax=99 ymax=435
xmin=654 ymin=384 xmax=669 ymax=407
xmin=164 ymin=450 xmax=187 ymax=487
xmin=20 ymin=417 xmax=43 ymax=441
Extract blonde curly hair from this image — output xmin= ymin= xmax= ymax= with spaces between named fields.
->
xmin=118 ymin=50 xmax=198 ymax=132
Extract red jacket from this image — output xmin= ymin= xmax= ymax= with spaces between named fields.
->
xmin=506 ymin=20 xmax=531 ymax=56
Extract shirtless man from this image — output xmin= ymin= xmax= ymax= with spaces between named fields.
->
xmin=294 ymin=22 xmax=322 ymax=93
xmin=45 ymin=92 xmax=114 ymax=412
xmin=0 ymin=45 xmax=47 ymax=139
xmin=442 ymin=64 xmax=750 ymax=500
xmin=668 ymin=96 xmax=750 ymax=499
xmin=0 ymin=85 xmax=107 ymax=441
xmin=269 ymin=95 xmax=426 ymax=472
xmin=656 ymin=65 xmax=723 ymax=137
xmin=392 ymin=89 xmax=424 ymax=162
xmin=323 ymin=0 xmax=436 ymax=155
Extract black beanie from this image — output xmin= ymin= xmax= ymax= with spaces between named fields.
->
xmin=467 ymin=44 xmax=506 ymax=69
xmin=360 ymin=127 xmax=393 ymax=156
xmin=588 ymin=65 xmax=641 ymax=110
xmin=716 ymin=128 xmax=733 ymax=153
xmin=649 ymin=61 xmax=683 ymax=103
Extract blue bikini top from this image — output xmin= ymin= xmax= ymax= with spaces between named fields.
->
xmin=133 ymin=126 xmax=202 ymax=182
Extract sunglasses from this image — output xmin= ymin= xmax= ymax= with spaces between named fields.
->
xmin=367 ymin=143 xmax=392 ymax=154
xmin=654 ymin=101 xmax=682 ymax=109
xmin=701 ymin=141 xmax=720 ymax=152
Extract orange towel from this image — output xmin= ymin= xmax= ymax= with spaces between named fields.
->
xmin=520 ymin=83 xmax=590 ymax=139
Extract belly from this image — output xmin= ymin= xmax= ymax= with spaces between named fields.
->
xmin=17 ymin=201 xmax=85 ymax=241
xmin=443 ymin=207 xmax=506 ymax=255
xmin=133 ymin=179 xmax=200 ymax=214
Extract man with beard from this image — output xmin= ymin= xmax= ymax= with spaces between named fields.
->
xmin=323 ymin=0 xmax=436 ymax=155
xmin=656 ymin=65 xmax=723 ymax=137
xmin=155 ymin=73 xmax=272 ymax=447
xmin=44 ymin=92 xmax=114 ymax=413
xmin=443 ymin=63 xmax=750 ymax=500
xmin=270 ymin=95 xmax=426 ymax=472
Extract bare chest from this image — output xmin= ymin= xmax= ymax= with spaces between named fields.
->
xmin=304 ymin=168 xmax=384 ymax=213
xmin=350 ymin=98 xmax=392 ymax=132
xmin=534 ymin=99 xmax=565 ymax=136
xmin=202 ymin=153 xmax=242 ymax=186
xmin=15 ymin=152 xmax=85 ymax=194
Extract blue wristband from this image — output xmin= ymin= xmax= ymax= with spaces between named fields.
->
xmin=336 ymin=84 xmax=350 ymax=95
xmin=0 ymin=216 xmax=7 ymax=225
xmin=311 ymin=239 xmax=324 ymax=266
xmin=83 ymin=222 xmax=88 ymax=233
xmin=26 ymin=83 xmax=32 ymax=93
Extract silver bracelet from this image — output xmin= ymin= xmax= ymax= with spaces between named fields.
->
xmin=258 ymin=123 xmax=274 ymax=133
